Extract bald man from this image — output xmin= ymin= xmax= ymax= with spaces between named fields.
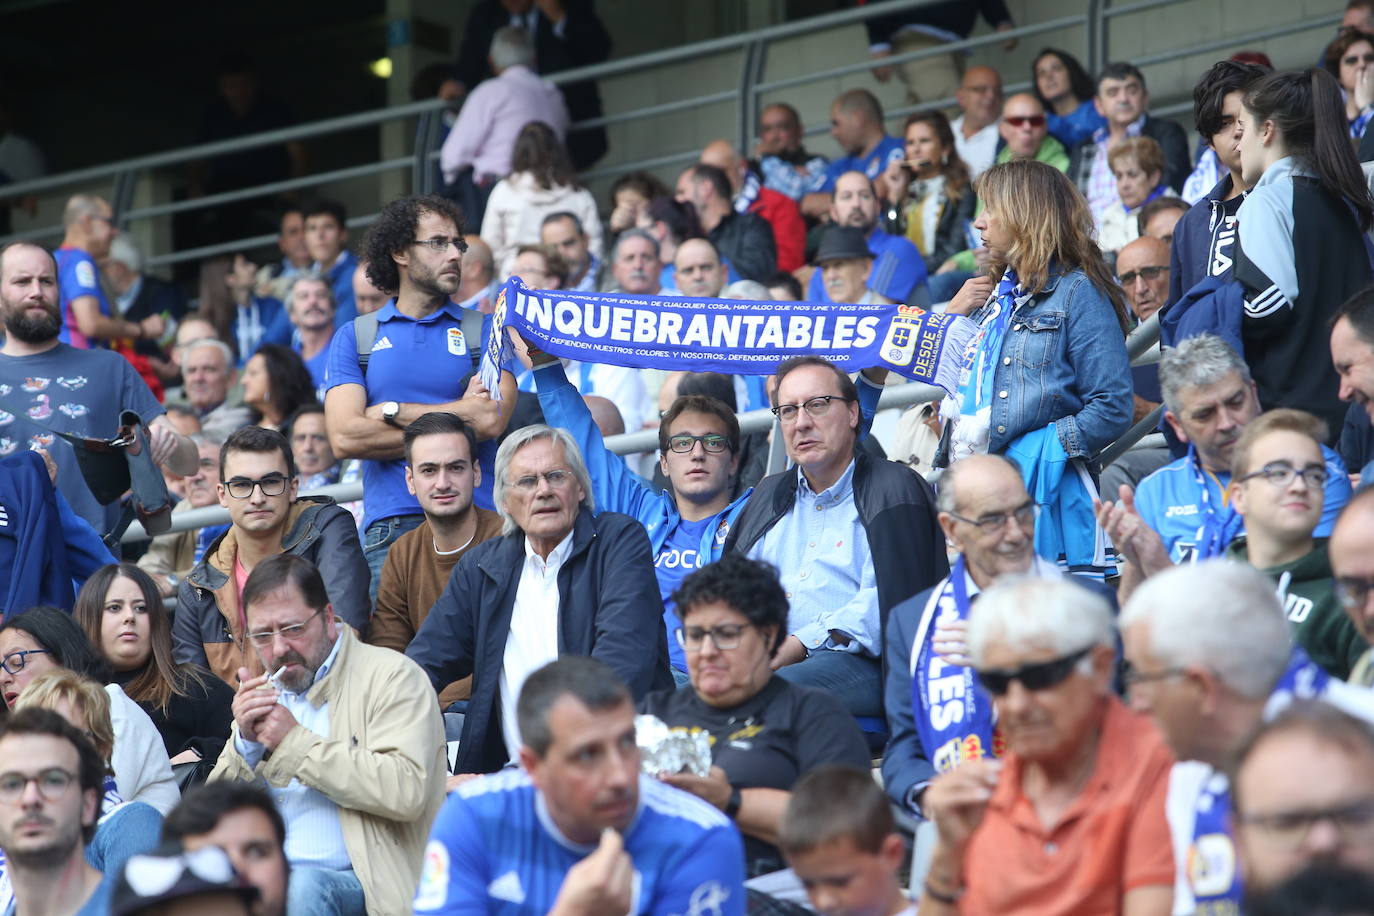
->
xmin=995 ymin=94 xmax=1069 ymax=170
xmin=674 ymin=239 xmax=729 ymax=298
xmin=700 ymin=139 xmax=805 ymax=271
xmin=803 ymin=88 xmax=904 ymax=218
xmin=352 ymin=262 xmax=387 ymax=316
xmin=1116 ymin=236 xmax=1171 ymax=323
xmin=952 ymin=66 xmax=1004 ymax=177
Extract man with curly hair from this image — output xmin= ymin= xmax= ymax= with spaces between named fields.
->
xmin=325 ymin=194 xmax=517 ymax=602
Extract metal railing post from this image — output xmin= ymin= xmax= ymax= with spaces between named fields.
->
xmin=1090 ymin=0 xmax=1108 ymax=77
xmin=739 ymin=39 xmax=768 ymax=158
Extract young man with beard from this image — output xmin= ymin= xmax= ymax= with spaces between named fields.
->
xmin=0 ymin=241 xmax=197 ymax=538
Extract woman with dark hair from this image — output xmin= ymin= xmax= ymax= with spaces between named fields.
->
xmin=1234 ymin=68 xmax=1374 ymax=435
xmin=241 ymin=343 xmax=316 ymax=432
xmin=880 ymin=110 xmax=976 ymax=273
xmin=73 ymin=564 xmax=234 ymax=762
xmin=0 ymin=606 xmax=179 ymax=813
xmin=639 ymin=555 xmax=869 ymax=884
xmin=607 ymin=170 xmax=670 ymax=234
xmin=481 ymin=121 xmax=604 ymax=278
xmin=1032 ymin=48 xmax=1106 ymax=148
xmin=1323 ymin=28 xmax=1374 ymax=137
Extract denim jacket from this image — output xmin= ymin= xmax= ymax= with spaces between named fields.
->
xmin=976 ymin=268 xmax=1133 ymax=458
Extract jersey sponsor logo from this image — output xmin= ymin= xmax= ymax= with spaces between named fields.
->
xmin=56 ymin=376 xmax=87 ymax=390
xmin=21 ymin=377 xmax=49 ymax=393
xmin=1283 ymin=593 xmax=1313 ymax=624
xmin=486 ymin=870 xmax=525 ymax=904
xmin=370 ymin=336 xmax=393 ymax=353
xmin=1165 ymin=504 xmax=1199 ymax=518
xmin=413 ymin=840 xmax=450 ymax=910
xmin=656 ymin=548 xmax=703 ymax=570
xmin=446 ymin=327 xmax=467 ymax=356
xmin=58 ymin=403 xmax=88 ymax=418
xmin=0 ymin=439 xmax=13 ymax=456
xmin=714 ymin=519 xmax=729 ymax=547
xmin=1187 ymin=833 xmax=1238 ymax=898
xmin=75 ymin=260 xmax=96 ymax=289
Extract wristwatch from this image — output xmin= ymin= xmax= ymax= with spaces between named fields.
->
xmin=381 ymin=401 xmax=402 ymax=427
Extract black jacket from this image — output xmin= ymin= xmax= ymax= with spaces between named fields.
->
xmin=452 ymin=0 xmax=612 ymax=169
xmin=708 ymin=211 xmax=778 ymax=283
xmin=123 ymin=275 xmax=188 ymax=360
xmin=405 ymin=508 xmax=670 ymax=774
xmin=1069 ymin=114 xmax=1192 ymax=199
xmin=724 ymin=450 xmax=949 ymax=630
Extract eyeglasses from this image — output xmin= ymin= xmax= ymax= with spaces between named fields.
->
xmin=222 ymin=474 xmax=290 ymax=500
xmin=946 ymin=500 xmax=1039 ymax=533
xmin=667 ymin=434 xmax=730 ymax=454
xmin=771 ymin=395 xmax=853 ymax=423
xmin=0 ymin=767 xmax=76 ymax=803
xmin=1335 ymin=576 xmax=1374 ymax=610
xmin=1121 ymin=661 xmax=1189 ymax=689
xmin=1238 ymin=462 xmax=1329 ymax=489
xmin=1004 ymin=115 xmax=1046 ymax=129
xmin=676 ymin=623 xmax=753 ymax=651
xmin=1 ymin=648 xmax=50 ymax=675
xmin=413 ymin=236 xmax=469 ymax=253
xmin=509 ymin=469 xmax=575 ymax=492
xmin=1240 ymin=798 xmax=1374 ymax=849
xmin=244 ymin=607 xmax=326 ymax=648
xmin=976 ymin=646 xmax=1092 ymax=696
xmin=1118 ymin=265 xmax=1169 ymax=285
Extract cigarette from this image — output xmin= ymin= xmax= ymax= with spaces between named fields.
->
xmin=258 ymin=666 xmax=283 ymax=690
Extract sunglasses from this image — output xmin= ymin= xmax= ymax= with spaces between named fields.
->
xmin=1004 ymin=115 xmax=1047 ymax=129
xmin=976 ymin=646 xmax=1092 ymax=696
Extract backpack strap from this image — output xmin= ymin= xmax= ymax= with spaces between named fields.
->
xmin=353 ymin=311 xmax=380 ymax=374
xmin=460 ymin=307 xmax=485 ymax=370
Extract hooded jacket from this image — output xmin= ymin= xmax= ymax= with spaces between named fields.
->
xmin=481 ymin=171 xmax=604 ymax=278
xmin=172 ymin=496 xmax=371 ymax=686
xmin=1168 ymin=174 xmax=1246 ymax=307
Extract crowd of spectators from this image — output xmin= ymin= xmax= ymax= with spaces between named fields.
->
xmin=8 ymin=1 xmax=1374 ymax=914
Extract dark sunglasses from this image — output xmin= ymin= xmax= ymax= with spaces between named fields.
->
xmin=976 ymin=646 xmax=1092 ymax=696
xmin=1004 ymin=115 xmax=1047 ymax=129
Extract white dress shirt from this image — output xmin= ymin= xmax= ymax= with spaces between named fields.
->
xmin=500 ymin=532 xmax=574 ymax=760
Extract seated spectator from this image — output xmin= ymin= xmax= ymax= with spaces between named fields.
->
xmin=454 ymin=234 xmax=497 ymax=311
xmin=607 ymin=227 xmax=665 ymax=295
xmin=643 ymin=196 xmax=702 ymax=292
xmin=540 ymin=211 xmax=600 ymax=291
xmin=606 ymin=170 xmax=669 ymax=236
xmin=676 ymin=163 xmax=776 ymax=282
xmin=766 ymin=271 xmax=802 ymax=301
xmin=405 ymin=425 xmax=670 ymax=775
xmin=302 ymin=199 xmax=358 ymax=326
xmin=1332 ymin=287 xmax=1374 ymax=470
xmin=255 ymin=205 xmax=313 ymax=303
xmin=0 ymin=606 xmax=178 ymax=814
xmin=481 ymin=121 xmax=602 ymax=279
xmin=755 ymin=102 xmax=828 ymax=203
xmin=163 ymin=782 xmax=290 ymax=916
xmin=138 ymin=436 xmax=225 ymax=597
xmin=950 ymin=67 xmax=1003 ymax=179
xmin=1223 ymin=409 xmax=1368 ymax=678
xmin=74 ymin=563 xmax=234 ymax=764
xmin=1099 ymin=136 xmax=1178 ymax=257
xmin=164 ymin=312 xmax=222 ymax=396
xmin=806 ymin=171 xmax=927 ymax=305
xmin=780 ymin=767 xmax=912 ymax=916
xmin=182 ymin=338 xmax=253 ymax=440
xmin=210 ymin=554 xmax=446 ymax=916
xmin=14 ymin=671 xmax=163 ymax=885
xmin=879 ymin=111 xmax=976 ymax=275
xmin=1232 ymin=701 xmax=1374 ymax=898
xmin=815 ymin=226 xmax=889 ymax=305
xmin=726 ymin=357 xmax=948 ymax=717
xmin=1070 ymin=62 xmax=1191 ymax=227
xmin=640 ymin=555 xmax=869 ymax=882
xmin=287 ymin=404 xmax=337 ymax=491
xmin=414 ymin=656 xmax=745 ymax=916
xmin=508 ymin=243 xmax=568 ymax=293
xmin=919 ymin=577 xmax=1174 ymax=914
xmin=225 ymin=254 xmax=287 ymax=367
xmin=1120 ymin=560 xmax=1370 ymax=913
xmin=1325 ymin=28 xmax=1374 ymax=137
xmin=802 ymin=89 xmax=905 ymax=218
xmin=1137 ymin=195 xmax=1188 ymax=243
xmin=1234 ymin=69 xmax=1374 ymax=435
xmin=673 ymin=238 xmax=728 ymax=298
xmin=110 ymin=844 xmax=258 ymax=915
xmin=0 ymin=708 xmax=114 ymax=916
xmin=173 ymin=426 xmax=370 ymax=688
xmin=700 ymin=139 xmax=805 ymax=272
xmin=241 ymin=344 xmax=315 ymax=433
xmin=282 ymin=274 xmax=336 ymax=398
xmin=102 ymin=235 xmax=188 ymax=386
xmin=349 ymin=260 xmax=386 ymax=316
xmin=1033 ymin=48 xmax=1107 ymax=149
xmin=1117 ymin=236 xmax=1171 ymax=324
xmin=368 ymin=412 xmax=502 ymax=708
xmin=996 ymin=93 xmax=1069 ymax=171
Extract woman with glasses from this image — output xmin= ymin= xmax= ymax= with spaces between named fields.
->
xmin=639 ymin=555 xmax=869 ymax=893
xmin=0 ymin=606 xmax=178 ymax=815
xmin=74 ymin=564 xmax=234 ymax=770
xmin=879 ymin=111 xmax=976 ymax=275
xmin=919 ymin=577 xmax=1175 ymax=915
xmin=942 ymin=158 xmax=1133 ymax=579
xmin=11 ymin=671 xmax=163 ymax=897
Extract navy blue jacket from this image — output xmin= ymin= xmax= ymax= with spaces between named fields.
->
xmin=1168 ymin=175 xmax=1243 ymax=307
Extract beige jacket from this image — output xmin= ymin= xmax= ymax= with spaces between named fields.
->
xmin=209 ymin=628 xmax=446 ymax=915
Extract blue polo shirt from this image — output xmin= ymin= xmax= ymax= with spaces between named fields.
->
xmin=810 ymin=134 xmax=904 ymax=192
xmin=55 ymin=247 xmax=110 ymax=350
xmin=326 ymin=299 xmax=506 ymax=529
xmin=806 ymin=227 xmax=927 ymax=303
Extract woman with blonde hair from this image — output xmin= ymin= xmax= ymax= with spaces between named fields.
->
xmin=942 ymin=158 xmax=1132 ymax=577
xmin=880 ymin=110 xmax=976 ymax=274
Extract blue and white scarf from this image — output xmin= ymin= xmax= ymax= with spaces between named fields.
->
xmin=1188 ymin=445 xmax=1244 ymax=562
xmin=942 ymin=268 xmax=1028 ymax=461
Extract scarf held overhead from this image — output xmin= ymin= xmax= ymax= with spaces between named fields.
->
xmin=480 ymin=277 xmax=978 ymax=398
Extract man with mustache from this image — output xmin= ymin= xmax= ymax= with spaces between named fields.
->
xmin=212 ymin=553 xmax=446 ymax=916
xmin=284 ymin=273 xmax=336 ymax=399
xmin=805 ymin=171 xmax=926 ymax=305
xmin=607 ymin=229 xmax=662 ymax=295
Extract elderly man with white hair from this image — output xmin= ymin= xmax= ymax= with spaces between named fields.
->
xmin=919 ymin=577 xmax=1175 ymax=916
xmin=1120 ymin=560 xmax=1374 ymax=914
xmin=405 ymin=424 xmax=669 ymax=777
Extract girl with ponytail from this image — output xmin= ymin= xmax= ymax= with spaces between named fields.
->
xmin=1233 ymin=68 xmax=1374 ymax=437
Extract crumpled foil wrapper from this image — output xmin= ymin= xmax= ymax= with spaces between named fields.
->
xmin=635 ymin=714 xmax=712 ymax=777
